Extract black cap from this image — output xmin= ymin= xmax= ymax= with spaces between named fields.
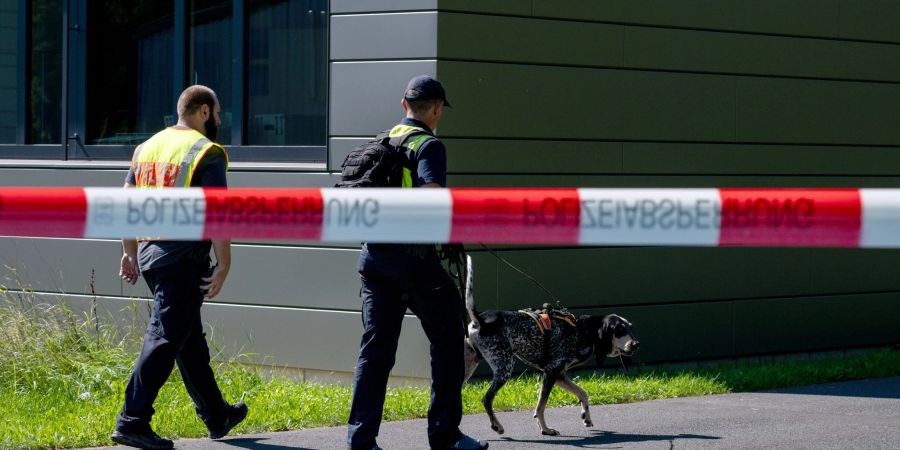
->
xmin=404 ymin=75 xmax=451 ymax=108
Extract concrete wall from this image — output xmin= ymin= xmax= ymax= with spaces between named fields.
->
xmin=2 ymin=1 xmax=900 ymax=382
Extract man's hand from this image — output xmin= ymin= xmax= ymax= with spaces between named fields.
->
xmin=119 ymin=253 xmax=140 ymax=285
xmin=200 ymin=264 xmax=229 ymax=299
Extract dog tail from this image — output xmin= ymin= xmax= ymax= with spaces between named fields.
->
xmin=465 ymin=254 xmax=480 ymax=328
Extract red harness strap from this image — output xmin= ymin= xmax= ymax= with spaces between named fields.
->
xmin=552 ymin=311 xmax=577 ymax=328
xmin=519 ymin=310 xmax=552 ymax=334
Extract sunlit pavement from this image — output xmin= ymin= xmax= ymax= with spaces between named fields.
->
xmin=93 ymin=376 xmax=900 ymax=450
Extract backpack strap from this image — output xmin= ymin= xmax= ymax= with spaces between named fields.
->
xmin=387 ymin=126 xmax=434 ymax=151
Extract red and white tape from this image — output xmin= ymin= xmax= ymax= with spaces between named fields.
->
xmin=1 ymin=187 xmax=899 ymax=247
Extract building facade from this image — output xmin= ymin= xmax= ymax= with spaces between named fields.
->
xmin=1 ymin=0 xmax=899 ymax=382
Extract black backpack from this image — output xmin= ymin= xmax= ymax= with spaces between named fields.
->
xmin=335 ymin=130 xmax=431 ymax=188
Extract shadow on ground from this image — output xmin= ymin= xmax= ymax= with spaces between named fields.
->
xmin=494 ymin=430 xmax=720 ymax=448
xmin=218 ymin=437 xmax=312 ymax=450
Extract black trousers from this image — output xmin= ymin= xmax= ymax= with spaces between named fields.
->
xmin=347 ymin=244 xmax=466 ymax=450
xmin=116 ymin=258 xmax=228 ymax=433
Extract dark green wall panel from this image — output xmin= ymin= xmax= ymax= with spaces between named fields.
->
xmin=838 ymin=0 xmax=900 ymax=43
xmin=444 ymin=139 xmax=622 ymax=174
xmin=449 ymin=174 xmax=900 ymax=189
xmin=445 ymin=142 xmax=900 ymax=177
xmin=481 ymin=248 xmax=900 ymax=310
xmin=622 ymin=143 xmax=900 ymax=176
xmin=624 ymin=26 xmax=900 ymax=83
xmin=437 ymin=14 xmax=623 ymax=67
xmin=531 ymin=0 xmax=841 ymax=40
xmin=438 ymin=0 xmax=531 ymax=15
xmin=440 ymin=63 xmax=900 ymax=146
xmin=438 ymin=61 xmax=735 ymax=141
xmin=806 ymin=249 xmax=900 ymax=294
xmin=437 ymin=13 xmax=900 ymax=83
xmin=736 ymin=77 xmax=900 ymax=145
xmin=733 ymin=293 xmax=900 ymax=354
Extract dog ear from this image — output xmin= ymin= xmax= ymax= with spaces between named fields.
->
xmin=593 ymin=315 xmax=611 ymax=340
xmin=602 ymin=314 xmax=625 ymax=340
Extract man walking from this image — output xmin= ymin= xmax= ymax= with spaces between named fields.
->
xmin=347 ymin=75 xmax=488 ymax=450
xmin=113 ymin=85 xmax=247 ymax=449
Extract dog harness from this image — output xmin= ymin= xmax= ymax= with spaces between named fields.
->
xmin=518 ymin=309 xmax=578 ymax=334
xmin=519 ymin=310 xmax=553 ymax=334
xmin=519 ymin=307 xmax=579 ymax=367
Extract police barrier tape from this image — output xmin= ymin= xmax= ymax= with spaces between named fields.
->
xmin=1 ymin=187 xmax=899 ymax=247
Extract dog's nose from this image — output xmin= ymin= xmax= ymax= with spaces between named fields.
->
xmin=630 ymin=340 xmax=640 ymax=350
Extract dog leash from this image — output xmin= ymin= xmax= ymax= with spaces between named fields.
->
xmin=478 ymin=243 xmax=562 ymax=305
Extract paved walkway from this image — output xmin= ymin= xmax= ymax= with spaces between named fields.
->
xmin=96 ymin=376 xmax=900 ymax=450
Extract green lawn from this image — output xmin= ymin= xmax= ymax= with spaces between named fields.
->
xmin=2 ymin=292 xmax=899 ymax=449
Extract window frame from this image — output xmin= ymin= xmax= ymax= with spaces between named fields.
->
xmin=0 ymin=0 xmax=328 ymax=165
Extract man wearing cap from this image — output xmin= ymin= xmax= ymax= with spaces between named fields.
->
xmin=346 ymin=75 xmax=488 ymax=450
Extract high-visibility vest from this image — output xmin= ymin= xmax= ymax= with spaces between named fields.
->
xmin=388 ymin=124 xmax=435 ymax=188
xmin=131 ymin=127 xmax=229 ymax=188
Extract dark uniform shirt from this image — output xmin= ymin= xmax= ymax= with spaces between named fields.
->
xmin=125 ymin=146 xmax=228 ymax=271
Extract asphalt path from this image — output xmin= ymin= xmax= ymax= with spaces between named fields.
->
xmin=95 ymin=376 xmax=900 ymax=450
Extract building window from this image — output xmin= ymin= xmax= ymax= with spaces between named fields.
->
xmin=86 ymin=1 xmax=174 ymax=145
xmin=0 ymin=0 xmax=16 ymax=143
xmin=30 ymin=0 xmax=62 ymax=145
xmin=190 ymin=0 xmax=232 ymax=144
xmin=247 ymin=0 xmax=326 ymax=146
xmin=2 ymin=0 xmax=328 ymax=161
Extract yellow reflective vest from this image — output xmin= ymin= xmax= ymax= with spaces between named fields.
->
xmin=131 ymin=127 xmax=229 ymax=188
xmin=388 ymin=124 xmax=434 ymax=188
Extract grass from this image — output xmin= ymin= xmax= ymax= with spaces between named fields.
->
xmin=1 ymin=288 xmax=899 ymax=449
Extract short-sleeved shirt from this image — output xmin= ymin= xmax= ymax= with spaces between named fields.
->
xmin=399 ymin=118 xmax=447 ymax=187
xmin=125 ymin=144 xmax=228 ymax=272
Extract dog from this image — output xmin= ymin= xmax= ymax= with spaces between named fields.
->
xmin=462 ymin=256 xmax=640 ymax=436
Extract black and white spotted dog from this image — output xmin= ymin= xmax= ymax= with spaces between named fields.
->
xmin=462 ymin=256 xmax=640 ymax=436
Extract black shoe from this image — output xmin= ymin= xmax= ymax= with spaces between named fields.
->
xmin=432 ymin=434 xmax=489 ymax=450
xmin=208 ymin=401 xmax=248 ymax=439
xmin=110 ymin=429 xmax=174 ymax=450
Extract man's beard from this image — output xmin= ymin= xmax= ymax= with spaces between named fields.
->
xmin=204 ymin=115 xmax=218 ymax=141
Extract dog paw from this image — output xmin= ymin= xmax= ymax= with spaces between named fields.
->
xmin=541 ymin=428 xmax=559 ymax=436
xmin=584 ymin=420 xmax=593 ymax=428
xmin=491 ymin=424 xmax=505 ymax=435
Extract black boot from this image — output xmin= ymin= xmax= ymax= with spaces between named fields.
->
xmin=208 ymin=401 xmax=249 ymax=439
xmin=111 ymin=429 xmax=174 ymax=450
